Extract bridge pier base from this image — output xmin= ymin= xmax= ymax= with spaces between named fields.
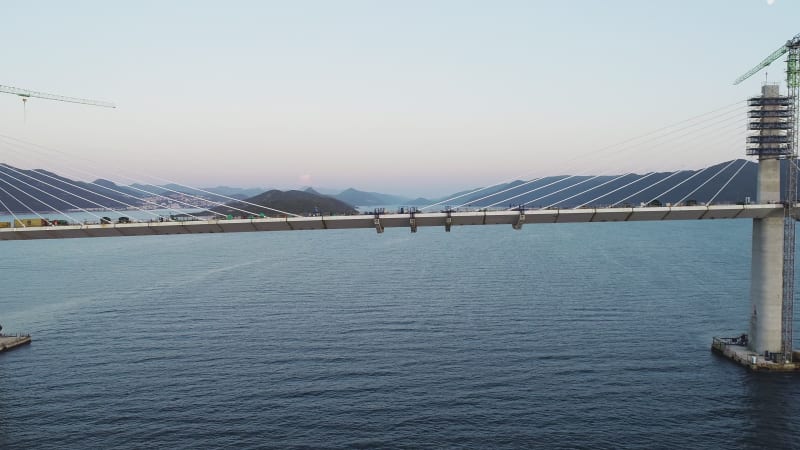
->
xmin=711 ymin=82 xmax=796 ymax=370
xmin=711 ymin=165 xmax=793 ymax=370
xmin=711 ymin=338 xmax=800 ymax=372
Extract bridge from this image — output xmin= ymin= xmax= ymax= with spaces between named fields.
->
xmin=0 ymin=203 xmax=785 ymax=240
xmin=0 ymin=88 xmax=796 ymax=372
xmin=2 ymin=35 xmax=800 ymax=372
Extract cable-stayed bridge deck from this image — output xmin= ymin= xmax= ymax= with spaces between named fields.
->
xmin=0 ymin=204 xmax=784 ymax=241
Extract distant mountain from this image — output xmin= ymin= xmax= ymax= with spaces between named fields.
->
xmin=333 ymin=188 xmax=420 ymax=206
xmin=414 ymin=187 xmax=488 ymax=209
xmin=407 ymin=197 xmax=434 ymax=206
xmin=128 ymin=183 xmax=265 ymax=199
xmin=226 ymin=193 xmax=251 ymax=200
xmin=302 ymin=186 xmax=341 ymax=195
xmin=93 ymin=178 xmax=144 ymax=199
xmin=0 ymin=164 xmax=142 ymax=212
xmin=128 ymin=183 xmax=169 ymax=196
xmin=197 ymin=185 xmax=266 ymax=199
xmin=211 ymin=189 xmax=356 ymax=216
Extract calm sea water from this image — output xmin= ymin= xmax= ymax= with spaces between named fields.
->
xmin=1 ymin=220 xmax=799 ymax=449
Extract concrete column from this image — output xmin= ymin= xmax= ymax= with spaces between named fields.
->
xmin=757 ymin=158 xmax=781 ymax=203
xmin=750 ymin=215 xmax=784 ymax=353
xmin=749 ymin=83 xmax=784 ymax=354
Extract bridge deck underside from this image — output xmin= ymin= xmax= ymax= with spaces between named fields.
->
xmin=0 ymin=204 xmax=784 ymax=241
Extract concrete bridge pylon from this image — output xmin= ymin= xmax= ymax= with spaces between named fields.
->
xmin=749 ymin=83 xmax=786 ymax=356
xmin=713 ymin=83 xmax=799 ymax=371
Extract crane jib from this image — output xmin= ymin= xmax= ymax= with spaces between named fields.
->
xmin=733 ymin=45 xmax=789 ymax=85
xmin=0 ymin=84 xmax=115 ymax=108
xmin=733 ymin=33 xmax=800 ymax=86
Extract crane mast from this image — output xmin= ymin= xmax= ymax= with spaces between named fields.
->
xmin=734 ymin=33 xmax=800 ymax=363
xmin=785 ymin=47 xmax=800 ymax=363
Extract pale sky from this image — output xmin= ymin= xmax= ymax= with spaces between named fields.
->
xmin=0 ymin=0 xmax=796 ymax=197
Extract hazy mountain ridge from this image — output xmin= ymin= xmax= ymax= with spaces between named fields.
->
xmin=128 ymin=183 xmax=266 ymax=199
xmin=333 ymin=188 xmax=414 ymax=206
xmin=0 ymin=160 xmax=774 ymax=213
xmin=211 ymin=190 xmax=356 ymax=216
